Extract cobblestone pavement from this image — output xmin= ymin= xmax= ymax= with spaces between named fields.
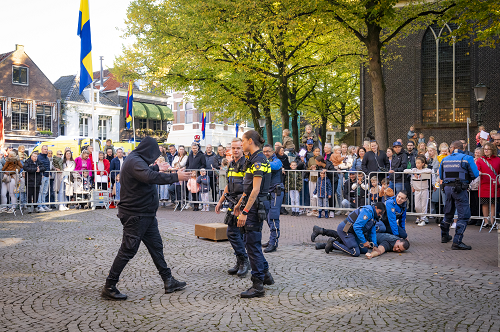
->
xmin=1 ymin=207 xmax=499 ymax=332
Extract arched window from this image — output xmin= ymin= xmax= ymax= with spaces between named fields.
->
xmin=421 ymin=23 xmax=470 ymax=124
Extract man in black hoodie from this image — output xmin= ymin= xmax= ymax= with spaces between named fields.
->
xmin=102 ymin=137 xmax=191 ymax=300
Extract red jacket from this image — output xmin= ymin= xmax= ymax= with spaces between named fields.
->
xmin=476 ymin=155 xmax=500 ymax=198
xmin=91 ymin=159 xmax=110 ymax=178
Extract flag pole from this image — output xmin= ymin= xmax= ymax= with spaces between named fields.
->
xmin=132 ymin=105 xmax=136 ymax=147
xmin=91 ymin=82 xmax=97 ymax=176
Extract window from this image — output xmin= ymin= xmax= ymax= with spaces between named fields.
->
xmin=36 ymin=105 xmax=52 ymax=131
xmin=12 ymin=66 xmax=28 ymax=85
xmin=185 ymin=102 xmax=194 ymax=110
xmin=185 ymin=110 xmax=193 ymax=124
xmin=138 ymin=118 xmax=148 ymax=129
xmin=98 ymin=118 xmax=107 ymax=140
xmin=421 ymin=23 xmax=471 ymax=124
xmin=79 ymin=116 xmax=89 ymax=137
xmin=152 ymin=120 xmax=161 ymax=131
xmin=11 ymin=102 xmax=29 ymax=130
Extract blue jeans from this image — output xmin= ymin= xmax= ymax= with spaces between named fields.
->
xmin=37 ymin=176 xmax=50 ymax=208
xmin=441 ymin=186 xmax=470 ymax=244
xmin=389 ymin=181 xmax=404 ymax=196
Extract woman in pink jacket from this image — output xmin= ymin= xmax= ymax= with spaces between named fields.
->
xmin=74 ymin=150 xmax=93 ymax=177
xmin=476 ymin=142 xmax=500 ymax=228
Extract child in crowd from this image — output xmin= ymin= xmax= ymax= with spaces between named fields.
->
xmin=170 ymin=162 xmax=184 ymax=210
xmin=301 ymin=124 xmax=318 ymax=147
xmin=379 ymin=178 xmax=394 ymax=203
xmin=427 ymin=136 xmax=436 ymax=147
xmin=407 ymin=125 xmax=415 ymax=141
xmin=404 ymin=156 xmax=432 ymax=226
xmin=282 ymin=129 xmax=295 ymax=152
xmin=217 ymin=158 xmax=229 ymax=211
xmin=342 ymin=172 xmax=367 ymax=211
xmin=286 ymin=161 xmax=303 ymax=216
xmin=156 ymin=156 xmax=169 ymax=205
xmin=187 ymin=171 xmax=200 ymax=211
xmin=369 ymin=176 xmax=381 ymax=205
xmin=112 ymin=173 xmax=121 ymax=204
xmin=313 ymin=170 xmax=332 ymax=218
xmin=476 ymin=125 xmax=485 ymax=147
xmin=307 ymin=160 xmax=319 ymax=217
xmin=18 ymin=172 xmax=27 ymax=210
xmin=197 ymin=168 xmax=210 ymax=212
xmin=418 ymin=132 xmax=425 ymax=144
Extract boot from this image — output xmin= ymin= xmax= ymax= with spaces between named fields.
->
xmin=452 ymin=242 xmax=471 ymax=250
xmin=311 ymin=225 xmax=323 ymax=242
xmin=441 ymin=235 xmax=452 ymax=243
xmin=228 ymin=256 xmax=241 ymax=275
xmin=261 ymin=242 xmax=269 ymax=248
xmin=324 ymin=211 xmax=329 ymax=218
xmin=317 ymin=211 xmax=322 ymax=219
xmin=264 ymin=244 xmax=277 ymax=253
xmin=237 ymin=256 xmax=250 ymax=277
xmin=263 ymin=270 xmax=274 ymax=285
xmin=315 ymin=243 xmax=326 ymax=250
xmin=280 ymin=207 xmax=288 ymax=215
xmin=241 ymin=276 xmax=265 ymax=298
xmin=164 ymin=276 xmax=187 ymax=293
xmin=325 ymin=237 xmax=335 ymax=254
xmin=101 ymin=285 xmax=127 ymax=300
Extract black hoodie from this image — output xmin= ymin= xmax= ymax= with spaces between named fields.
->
xmin=118 ymin=137 xmax=179 ymax=217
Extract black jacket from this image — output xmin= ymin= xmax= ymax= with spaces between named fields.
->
xmin=23 ymin=158 xmax=46 ymax=188
xmin=405 ymin=149 xmax=417 ymax=169
xmin=361 ymin=150 xmax=390 ymax=176
xmin=390 ymin=152 xmax=407 ymax=182
xmin=214 ymin=153 xmax=225 ymax=170
xmin=186 ymin=151 xmax=206 ymax=170
xmin=118 ymin=137 xmax=179 ymax=217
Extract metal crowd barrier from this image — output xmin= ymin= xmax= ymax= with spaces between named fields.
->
xmin=0 ymin=169 xmax=113 ymax=215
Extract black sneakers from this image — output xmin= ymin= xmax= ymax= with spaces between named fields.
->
xmin=441 ymin=235 xmax=452 ymax=243
xmin=451 ymin=242 xmax=472 ymax=250
xmin=101 ymin=285 xmax=127 ymax=301
xmin=164 ymin=276 xmax=187 ymax=293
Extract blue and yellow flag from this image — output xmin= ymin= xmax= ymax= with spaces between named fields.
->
xmin=77 ymin=0 xmax=93 ymax=94
xmin=125 ymin=81 xmax=133 ymax=129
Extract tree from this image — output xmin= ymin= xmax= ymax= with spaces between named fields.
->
xmin=320 ymin=0 xmax=458 ymax=149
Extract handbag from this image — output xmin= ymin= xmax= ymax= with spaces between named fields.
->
xmin=374 ymin=153 xmax=388 ymax=173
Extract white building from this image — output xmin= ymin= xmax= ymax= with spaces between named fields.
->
xmin=54 ymin=75 xmax=122 ymax=142
xmin=166 ymin=90 xmax=250 ymax=149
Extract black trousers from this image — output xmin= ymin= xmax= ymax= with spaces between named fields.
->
xmin=106 ymin=215 xmax=171 ymax=285
xmin=27 ymin=186 xmax=40 ymax=204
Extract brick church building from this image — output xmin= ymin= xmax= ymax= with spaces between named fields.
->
xmin=360 ymin=23 xmax=500 ymax=148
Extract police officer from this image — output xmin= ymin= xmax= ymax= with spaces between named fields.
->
xmin=234 ymin=130 xmax=274 ymax=298
xmin=310 ymin=203 xmax=385 ymax=257
xmin=215 ymin=138 xmax=249 ymax=277
xmin=439 ymin=140 xmax=479 ymax=250
xmin=376 ymin=190 xmax=408 ymax=239
xmin=261 ymin=144 xmax=284 ymax=253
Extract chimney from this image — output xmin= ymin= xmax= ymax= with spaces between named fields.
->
xmin=15 ymin=44 xmax=24 ymax=52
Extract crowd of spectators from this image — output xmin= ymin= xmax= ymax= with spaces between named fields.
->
xmin=1 ymin=126 xmax=499 ymax=227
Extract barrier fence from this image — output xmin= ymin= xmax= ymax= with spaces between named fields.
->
xmin=1 ymin=168 xmax=498 ymax=232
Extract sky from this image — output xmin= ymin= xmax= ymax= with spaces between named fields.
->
xmin=0 ymin=0 xmax=133 ymax=83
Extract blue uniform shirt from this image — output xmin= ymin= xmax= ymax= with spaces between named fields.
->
xmin=385 ymin=196 xmax=407 ymax=236
xmin=439 ymin=150 xmax=479 ymax=184
xmin=268 ymin=154 xmax=283 ymax=191
xmin=352 ymin=205 xmax=378 ymax=246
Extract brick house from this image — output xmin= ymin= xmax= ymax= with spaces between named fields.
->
xmin=0 ymin=44 xmax=61 ymax=149
xmin=359 ymin=23 xmax=500 ymax=148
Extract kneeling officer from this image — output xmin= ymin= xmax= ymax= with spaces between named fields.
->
xmin=312 ymin=203 xmax=385 ymax=257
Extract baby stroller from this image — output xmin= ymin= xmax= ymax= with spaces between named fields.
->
xmin=72 ymin=172 xmax=92 ymax=209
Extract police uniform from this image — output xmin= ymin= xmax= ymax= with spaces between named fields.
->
xmin=376 ymin=196 xmax=408 ymax=239
xmin=263 ymin=154 xmax=283 ymax=252
xmin=242 ymin=149 xmax=271 ymax=281
xmin=326 ymin=206 xmax=379 ymax=257
xmin=225 ymin=156 xmax=248 ymax=274
xmin=439 ymin=150 xmax=479 ymax=248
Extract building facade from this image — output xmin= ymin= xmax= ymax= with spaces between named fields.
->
xmin=360 ymin=23 xmax=500 ymax=147
xmin=0 ymin=44 xmax=61 ymax=148
xmin=53 ymin=75 xmax=122 ymax=142
xmin=166 ymin=90 xmax=249 ymax=149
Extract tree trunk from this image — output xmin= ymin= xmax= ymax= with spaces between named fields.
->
xmin=279 ymin=73 xmax=290 ymax=131
xmin=245 ymin=82 xmax=263 ymax=137
xmin=366 ymin=25 xmax=388 ymax=150
xmin=321 ymin=115 xmax=327 ymax=146
xmin=263 ymin=103 xmax=273 ymax=145
xmin=291 ymin=111 xmax=299 ymax=150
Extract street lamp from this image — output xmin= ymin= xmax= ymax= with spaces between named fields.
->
xmin=473 ymin=83 xmax=488 ymax=126
xmin=258 ymin=118 xmax=266 ymax=128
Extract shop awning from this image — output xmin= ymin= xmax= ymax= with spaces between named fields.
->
xmin=143 ymin=103 xmax=162 ymax=121
xmin=157 ymin=105 xmax=174 ymax=121
xmin=132 ymin=102 xmax=148 ymax=119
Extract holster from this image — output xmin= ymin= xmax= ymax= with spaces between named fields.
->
xmin=224 ymin=209 xmax=237 ymax=226
xmin=343 ymin=221 xmax=353 ymax=233
xmin=274 ymin=186 xmax=282 ymax=197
